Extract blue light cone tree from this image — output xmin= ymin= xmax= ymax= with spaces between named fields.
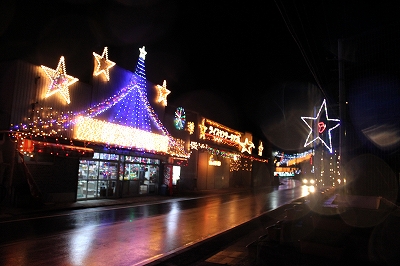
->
xmin=112 ymin=46 xmax=152 ymax=132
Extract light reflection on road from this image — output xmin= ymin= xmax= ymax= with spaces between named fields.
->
xmin=0 ymin=179 xmax=304 ymax=266
xmin=69 ymin=224 xmax=97 ymax=266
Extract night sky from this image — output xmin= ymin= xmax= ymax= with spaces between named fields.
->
xmin=1 ymin=0 xmax=399 ymax=152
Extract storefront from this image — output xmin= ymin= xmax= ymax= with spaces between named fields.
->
xmin=77 ymin=153 xmax=161 ymax=199
xmin=177 ymin=114 xmax=272 ymax=191
xmin=0 ymin=47 xmax=190 ymax=205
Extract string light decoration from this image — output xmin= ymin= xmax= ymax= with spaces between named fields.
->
xmin=112 ymin=46 xmax=152 ymax=131
xmin=139 ymin=46 xmax=147 ymax=60
xmin=74 ymin=116 xmax=169 ymax=152
xmin=190 ymin=141 xmax=238 ymax=160
xmin=75 ymin=84 xmax=137 ymax=118
xmin=199 ymin=120 xmax=207 ymax=139
xmin=174 ymin=107 xmax=186 ymax=130
xmin=11 ymin=107 xmax=75 ymax=139
xmin=41 ymin=56 xmax=78 ymax=104
xmin=258 ymin=141 xmax=264 ymax=156
xmin=273 ymin=149 xmax=313 ymax=166
xmin=199 ymin=118 xmax=242 ymax=148
xmin=186 ymin=121 xmax=195 ymax=135
xmin=76 ymin=46 xmax=189 ymax=157
xmin=239 ymin=138 xmax=255 ymax=154
xmin=301 ymin=99 xmax=340 ymax=153
xmin=93 ymin=47 xmax=116 ymax=81
xmin=156 ymin=80 xmax=170 ymax=106
xmin=13 ymin=46 xmax=190 ymax=159
xmin=190 ymin=141 xmax=267 ymax=172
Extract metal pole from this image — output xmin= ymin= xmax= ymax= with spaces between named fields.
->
xmin=338 ymin=39 xmax=345 ymax=167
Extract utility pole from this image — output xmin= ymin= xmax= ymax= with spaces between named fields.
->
xmin=338 ymin=39 xmax=345 ymax=169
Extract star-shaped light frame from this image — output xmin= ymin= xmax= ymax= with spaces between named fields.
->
xmin=41 ymin=56 xmax=78 ymax=104
xmin=139 ymin=46 xmax=147 ymax=59
xmin=93 ymin=47 xmax=115 ymax=81
xmin=156 ymin=80 xmax=171 ymax=106
xmin=186 ymin=121 xmax=195 ymax=135
xmin=239 ymin=138 xmax=255 ymax=154
xmin=301 ymin=99 xmax=340 ymax=153
xmin=199 ymin=119 xmax=207 ymax=139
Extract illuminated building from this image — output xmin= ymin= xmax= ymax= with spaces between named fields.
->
xmin=0 ymin=46 xmax=189 ymax=204
xmin=163 ymin=105 xmax=272 ymax=190
xmin=0 ymin=46 xmax=270 ymax=205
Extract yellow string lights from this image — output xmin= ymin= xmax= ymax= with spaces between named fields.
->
xmin=258 ymin=141 xmax=264 ymax=156
xmin=239 ymin=137 xmax=255 ymax=154
xmin=93 ymin=47 xmax=116 ymax=81
xmin=73 ymin=116 xmax=169 ymax=153
xmin=156 ymin=80 xmax=170 ymax=106
xmin=41 ymin=56 xmax=78 ymax=104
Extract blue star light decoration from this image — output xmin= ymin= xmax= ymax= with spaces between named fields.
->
xmin=301 ymin=99 xmax=340 ymax=153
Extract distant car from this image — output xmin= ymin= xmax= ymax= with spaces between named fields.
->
xmin=301 ymin=174 xmax=316 ymax=186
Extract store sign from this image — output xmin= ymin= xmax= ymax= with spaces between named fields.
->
xmin=207 ymin=126 xmax=241 ymax=143
xmin=208 ymin=155 xmax=221 ymax=166
xmin=199 ymin=118 xmax=241 ymax=147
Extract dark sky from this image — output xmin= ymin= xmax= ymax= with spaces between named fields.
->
xmin=1 ymin=0 xmax=399 ymax=151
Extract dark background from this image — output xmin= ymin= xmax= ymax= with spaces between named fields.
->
xmin=1 ymin=0 xmax=399 ymax=152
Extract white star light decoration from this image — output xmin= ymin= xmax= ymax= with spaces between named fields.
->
xmin=93 ymin=47 xmax=115 ymax=81
xmin=301 ymin=99 xmax=340 ymax=153
xmin=41 ymin=56 xmax=78 ymax=104
xmin=156 ymin=80 xmax=171 ymax=106
xmin=239 ymin=138 xmax=255 ymax=154
xmin=139 ymin=46 xmax=147 ymax=59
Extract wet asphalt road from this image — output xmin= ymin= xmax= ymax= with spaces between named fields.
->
xmin=0 ymin=179 xmax=307 ymax=266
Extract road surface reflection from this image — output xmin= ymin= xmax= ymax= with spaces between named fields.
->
xmin=0 ymin=180 xmax=306 ymax=266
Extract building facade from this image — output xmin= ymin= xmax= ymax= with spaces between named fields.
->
xmin=0 ymin=46 xmax=271 ymax=207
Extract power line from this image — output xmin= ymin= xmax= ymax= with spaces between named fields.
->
xmin=274 ymin=0 xmax=327 ymax=100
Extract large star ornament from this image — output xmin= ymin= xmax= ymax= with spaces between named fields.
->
xmin=239 ymin=138 xmax=255 ymax=154
xmin=156 ymin=80 xmax=171 ymax=106
xmin=139 ymin=46 xmax=147 ymax=59
xmin=41 ymin=56 xmax=78 ymax=104
xmin=301 ymin=99 xmax=340 ymax=153
xmin=199 ymin=119 xmax=207 ymax=139
xmin=93 ymin=47 xmax=115 ymax=81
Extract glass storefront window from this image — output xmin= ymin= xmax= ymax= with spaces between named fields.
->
xmin=100 ymin=153 xmax=119 ymax=161
xmin=77 ymin=153 xmax=161 ymax=199
xmin=124 ymin=163 xmax=139 ymax=180
xmin=125 ymin=156 xmax=141 ymax=163
xmin=99 ymin=161 xmax=118 ymax=179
